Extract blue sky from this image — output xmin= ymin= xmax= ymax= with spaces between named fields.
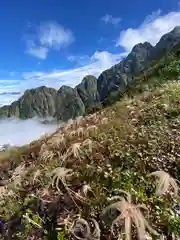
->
xmin=0 ymin=0 xmax=180 ymax=106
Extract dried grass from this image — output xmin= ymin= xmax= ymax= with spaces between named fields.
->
xmin=82 ymin=139 xmax=93 ymax=153
xmin=50 ymin=134 xmax=66 ymax=149
xmin=50 ymin=167 xmax=73 ymax=193
xmin=149 ymin=171 xmax=179 ymax=197
xmin=11 ymin=164 xmax=27 ymax=188
xmin=71 ymin=218 xmax=100 ymax=240
xmin=32 ymin=169 xmax=41 ymax=185
xmin=62 ymin=142 xmax=83 ymax=161
xmin=76 ymin=127 xmax=86 ymax=138
xmin=39 ymin=147 xmax=56 ymax=162
xmin=87 ymin=125 xmax=98 ymax=136
xmin=102 ymin=190 xmax=158 ymax=240
xmin=101 ymin=117 xmax=109 ymax=124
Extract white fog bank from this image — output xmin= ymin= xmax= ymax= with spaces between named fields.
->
xmin=0 ymin=118 xmax=58 ymax=148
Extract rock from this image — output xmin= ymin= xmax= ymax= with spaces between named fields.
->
xmin=0 ymin=105 xmax=9 ymax=117
xmin=0 ymin=86 xmax=57 ymax=119
xmin=76 ymin=75 xmax=101 ymax=111
xmin=55 ymin=86 xmax=85 ymax=121
xmin=97 ymin=42 xmax=153 ymax=102
xmin=17 ymin=86 xmax=57 ymax=119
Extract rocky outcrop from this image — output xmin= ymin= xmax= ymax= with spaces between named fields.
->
xmin=0 ymin=86 xmax=57 ymax=119
xmin=55 ymin=86 xmax=85 ymax=121
xmin=97 ymin=42 xmax=154 ymax=101
xmin=76 ymin=75 xmax=100 ymax=110
xmin=0 ymin=105 xmax=9 ymax=118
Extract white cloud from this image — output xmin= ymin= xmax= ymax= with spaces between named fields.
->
xmin=0 ymin=118 xmax=58 ymax=147
xmin=116 ymin=10 xmax=180 ymax=52
xmin=142 ymin=9 xmax=162 ymax=25
xmin=39 ymin=22 xmax=74 ymax=49
xmin=23 ymin=51 xmax=127 ymax=88
xmin=0 ymin=94 xmax=22 ymax=107
xmin=25 ymin=21 xmax=74 ymax=59
xmin=0 ymin=80 xmax=25 ymax=106
xmin=26 ymin=46 xmax=48 ymax=59
xmin=101 ymin=14 xmax=121 ymax=25
xmin=67 ymin=54 xmax=90 ymax=66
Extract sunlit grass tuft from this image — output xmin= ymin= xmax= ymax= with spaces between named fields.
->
xmin=50 ymin=167 xmax=73 ymax=193
xmin=102 ymin=190 xmax=158 ymax=240
xmin=150 ymin=171 xmax=179 ymax=197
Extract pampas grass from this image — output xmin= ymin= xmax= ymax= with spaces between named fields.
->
xmin=82 ymin=139 xmax=93 ymax=153
xmin=32 ymin=169 xmax=41 ymax=185
xmin=50 ymin=134 xmax=66 ymax=149
xmin=87 ymin=125 xmax=98 ymax=136
xmin=39 ymin=147 xmax=56 ymax=162
xmin=63 ymin=142 xmax=83 ymax=161
xmin=71 ymin=218 xmax=100 ymax=240
xmin=50 ymin=167 xmax=73 ymax=193
xmin=102 ymin=190 xmax=158 ymax=240
xmin=11 ymin=164 xmax=26 ymax=188
xmin=101 ymin=117 xmax=108 ymax=124
xmin=150 ymin=171 xmax=179 ymax=197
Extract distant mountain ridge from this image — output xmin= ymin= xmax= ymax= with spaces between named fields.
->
xmin=0 ymin=92 xmax=21 ymax=96
xmin=1 ymin=26 xmax=180 ymax=121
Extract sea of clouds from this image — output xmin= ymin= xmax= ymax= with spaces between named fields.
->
xmin=0 ymin=117 xmax=58 ymax=148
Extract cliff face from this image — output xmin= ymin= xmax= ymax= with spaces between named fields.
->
xmin=1 ymin=26 xmax=180 ymax=121
xmin=97 ymin=42 xmax=154 ymax=101
xmin=76 ymin=75 xmax=100 ymax=111
xmin=55 ymin=86 xmax=85 ymax=121
xmin=0 ymin=86 xmax=57 ymax=119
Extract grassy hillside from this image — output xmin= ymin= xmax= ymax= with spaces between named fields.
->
xmin=1 ymin=54 xmax=180 ymax=239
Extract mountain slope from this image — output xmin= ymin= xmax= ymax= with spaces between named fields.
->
xmin=97 ymin=27 xmax=180 ymax=102
xmin=1 ymin=79 xmax=180 ymax=239
xmin=1 ymin=26 xmax=180 ymax=121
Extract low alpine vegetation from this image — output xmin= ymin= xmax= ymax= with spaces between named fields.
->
xmin=1 ymin=78 xmax=180 ymax=239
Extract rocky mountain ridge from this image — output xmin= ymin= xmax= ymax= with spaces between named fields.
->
xmin=1 ymin=26 xmax=180 ymax=121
